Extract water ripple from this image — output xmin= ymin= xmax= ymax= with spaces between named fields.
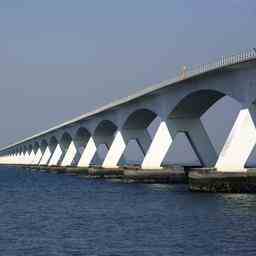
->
xmin=0 ymin=167 xmax=256 ymax=255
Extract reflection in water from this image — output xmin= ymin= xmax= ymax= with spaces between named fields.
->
xmin=0 ymin=167 xmax=256 ymax=256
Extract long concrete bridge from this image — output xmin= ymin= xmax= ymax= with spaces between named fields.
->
xmin=1 ymin=49 xmax=256 ymax=173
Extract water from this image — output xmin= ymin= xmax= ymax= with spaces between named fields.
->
xmin=0 ymin=167 xmax=256 ymax=256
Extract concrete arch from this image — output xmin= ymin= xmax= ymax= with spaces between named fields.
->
xmin=68 ymin=127 xmax=92 ymax=166
xmin=117 ymin=102 xmax=164 ymax=129
xmin=53 ymin=132 xmax=74 ymax=166
xmin=47 ymin=135 xmax=61 ymax=166
xmin=166 ymin=89 xmax=230 ymax=167
xmin=19 ymin=144 xmax=29 ymax=164
xmin=29 ymin=141 xmax=41 ymax=165
xmin=40 ymin=139 xmax=48 ymax=150
xmin=17 ymin=146 xmax=22 ymax=154
xmin=38 ymin=139 xmax=50 ymax=165
xmin=169 ymin=89 xmax=225 ymax=119
xmin=102 ymin=110 xmax=156 ymax=168
xmin=33 ymin=141 xmax=40 ymax=151
xmin=27 ymin=144 xmax=33 ymax=153
xmin=122 ymin=109 xmax=158 ymax=130
xmin=60 ymin=132 xmax=72 ymax=148
xmin=22 ymin=145 xmax=27 ymax=154
xmin=74 ymin=127 xmax=91 ymax=145
xmin=49 ymin=136 xmax=58 ymax=149
xmin=166 ymin=89 xmax=243 ymax=165
xmin=94 ymin=120 xmax=117 ymax=139
xmin=77 ymin=120 xmax=118 ymax=167
xmin=141 ymin=89 xmax=229 ymax=169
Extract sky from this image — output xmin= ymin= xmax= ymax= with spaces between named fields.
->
xmin=0 ymin=0 xmax=256 ymax=162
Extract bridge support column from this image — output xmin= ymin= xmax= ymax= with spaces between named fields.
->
xmin=102 ymin=130 xmax=151 ymax=168
xmin=78 ymin=137 xmax=97 ymax=167
xmin=23 ymin=152 xmax=28 ymax=164
xmin=21 ymin=152 xmax=27 ymax=164
xmin=216 ymin=108 xmax=256 ymax=172
xmin=142 ymin=118 xmax=217 ymax=169
xmin=61 ymin=141 xmax=77 ymax=166
xmin=15 ymin=153 xmax=20 ymax=164
xmin=71 ymin=145 xmax=85 ymax=166
xmin=39 ymin=146 xmax=51 ymax=165
xmin=48 ymin=144 xmax=62 ymax=166
xmin=32 ymin=148 xmax=42 ymax=165
xmin=142 ymin=121 xmax=172 ymax=169
xmin=27 ymin=150 xmax=36 ymax=164
xmin=9 ymin=155 xmax=14 ymax=164
xmin=13 ymin=153 xmax=18 ymax=164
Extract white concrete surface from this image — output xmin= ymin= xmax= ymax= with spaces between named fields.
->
xmin=61 ymin=141 xmax=77 ymax=166
xmin=78 ymin=137 xmax=97 ymax=167
xmin=216 ymin=109 xmax=256 ymax=171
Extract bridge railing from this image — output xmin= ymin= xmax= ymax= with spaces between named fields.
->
xmin=186 ymin=48 xmax=256 ymax=79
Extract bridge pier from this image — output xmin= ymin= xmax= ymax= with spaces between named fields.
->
xmin=102 ymin=129 xmax=151 ymax=169
xmin=39 ymin=146 xmax=51 ymax=165
xmin=61 ymin=140 xmax=77 ymax=166
xmin=48 ymin=144 xmax=62 ymax=166
xmin=142 ymin=118 xmax=217 ymax=169
xmin=27 ymin=149 xmax=36 ymax=165
xmin=18 ymin=152 xmax=26 ymax=165
xmin=32 ymin=148 xmax=42 ymax=165
xmin=215 ymin=108 xmax=256 ymax=172
xmin=78 ymin=137 xmax=97 ymax=167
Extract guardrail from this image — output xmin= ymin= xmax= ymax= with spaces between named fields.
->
xmin=186 ymin=48 xmax=256 ymax=79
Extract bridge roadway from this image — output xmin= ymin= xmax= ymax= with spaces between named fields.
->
xmin=1 ymin=49 xmax=256 ymax=173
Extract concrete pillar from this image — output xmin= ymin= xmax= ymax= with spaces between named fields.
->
xmin=19 ymin=152 xmax=25 ymax=164
xmin=61 ymin=141 xmax=77 ymax=166
xmin=18 ymin=152 xmax=23 ymax=164
xmin=182 ymin=119 xmax=217 ymax=166
xmin=39 ymin=146 xmax=51 ymax=165
xmin=28 ymin=150 xmax=36 ymax=164
xmin=16 ymin=152 xmax=22 ymax=164
xmin=142 ymin=118 xmax=217 ymax=169
xmin=48 ymin=144 xmax=62 ymax=166
xmin=23 ymin=151 xmax=28 ymax=164
xmin=15 ymin=153 xmax=20 ymax=164
xmin=32 ymin=148 xmax=43 ymax=165
xmin=71 ymin=145 xmax=84 ymax=166
xmin=78 ymin=137 xmax=97 ymax=167
xmin=102 ymin=129 xmax=151 ymax=169
xmin=216 ymin=108 xmax=256 ymax=172
xmin=142 ymin=121 xmax=173 ymax=169
xmin=16 ymin=153 xmax=20 ymax=164
xmin=102 ymin=131 xmax=126 ymax=168
xmin=12 ymin=153 xmax=17 ymax=164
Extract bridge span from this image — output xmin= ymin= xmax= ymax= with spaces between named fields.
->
xmin=1 ymin=49 xmax=256 ymax=172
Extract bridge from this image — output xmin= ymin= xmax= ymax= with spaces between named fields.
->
xmin=1 ymin=49 xmax=256 ymax=173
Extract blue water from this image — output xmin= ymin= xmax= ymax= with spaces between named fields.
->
xmin=0 ymin=167 xmax=256 ymax=256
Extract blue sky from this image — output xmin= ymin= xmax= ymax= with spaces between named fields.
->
xmin=0 ymin=0 xmax=255 ymax=150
